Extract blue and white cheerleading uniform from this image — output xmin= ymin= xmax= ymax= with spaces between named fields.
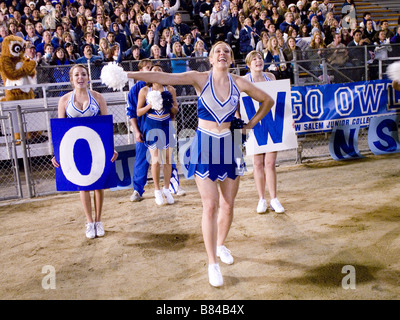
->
xmin=66 ymin=89 xmax=100 ymax=118
xmin=245 ymin=73 xmax=273 ymax=82
xmin=142 ymin=87 xmax=177 ymax=150
xmin=187 ymin=72 xmax=246 ymax=181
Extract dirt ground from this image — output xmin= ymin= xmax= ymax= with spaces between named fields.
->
xmin=1 ymin=153 xmax=400 ymax=300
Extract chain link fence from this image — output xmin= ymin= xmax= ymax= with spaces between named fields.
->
xmin=0 ymin=50 xmax=399 ymax=201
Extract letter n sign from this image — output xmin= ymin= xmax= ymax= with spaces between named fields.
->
xmin=51 ymin=115 xmax=117 ymax=191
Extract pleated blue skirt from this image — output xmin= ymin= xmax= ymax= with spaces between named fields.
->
xmin=143 ymin=116 xmax=176 ymax=150
xmin=187 ymin=127 xmax=246 ymax=181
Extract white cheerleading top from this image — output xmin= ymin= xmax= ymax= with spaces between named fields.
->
xmin=66 ymin=90 xmax=100 ymax=118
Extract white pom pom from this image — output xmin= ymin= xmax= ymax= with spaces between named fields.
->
xmin=100 ymin=62 xmax=128 ymax=91
xmin=146 ymin=90 xmax=163 ymax=111
xmin=386 ymin=61 xmax=400 ymax=83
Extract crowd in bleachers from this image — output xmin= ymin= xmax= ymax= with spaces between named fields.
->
xmin=0 ymin=0 xmax=400 ymax=84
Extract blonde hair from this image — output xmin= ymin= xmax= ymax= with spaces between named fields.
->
xmin=245 ymin=50 xmax=263 ymax=67
xmin=172 ymin=41 xmax=185 ymax=57
xmin=209 ymin=41 xmax=235 ymax=63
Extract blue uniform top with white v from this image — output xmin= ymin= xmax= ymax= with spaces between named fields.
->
xmin=186 ymin=72 xmax=246 ymax=181
xmin=247 ymin=73 xmax=272 ymax=82
xmin=147 ymin=87 xmax=171 ymax=119
xmin=245 ymin=72 xmax=272 ymax=82
xmin=66 ymin=90 xmax=100 ymax=118
xmin=197 ymin=71 xmax=240 ymax=125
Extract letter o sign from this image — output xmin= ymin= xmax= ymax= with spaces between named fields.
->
xmin=59 ymin=126 xmax=105 ymax=186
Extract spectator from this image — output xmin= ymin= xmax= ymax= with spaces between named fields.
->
xmin=190 ymin=39 xmax=209 ymax=73
xmin=24 ymin=22 xmax=42 ymax=47
xmin=255 ymin=10 xmax=269 ymax=35
xmin=62 ymin=32 xmax=79 ymax=55
xmin=36 ymin=29 xmax=54 ymax=56
xmin=21 ymin=4 xmax=32 ymax=25
xmin=35 ymin=21 xmax=44 ymax=37
xmin=327 ymin=32 xmax=352 ymax=81
xmin=210 ymin=1 xmax=228 ymax=43
xmin=155 ymin=35 xmax=167 ymax=56
xmin=142 ymin=28 xmax=155 ymax=58
xmin=150 ymin=44 xmax=171 ymax=71
xmin=182 ymin=33 xmax=194 ymax=56
xmin=373 ymin=30 xmax=392 ymax=61
xmin=24 ymin=41 xmax=42 ymax=66
xmin=199 ymin=0 xmax=212 ymax=36
xmin=277 ymin=0 xmax=288 ymax=16
xmin=76 ymin=43 xmax=103 ymax=64
xmin=239 ymin=17 xmax=259 ymax=55
xmin=42 ymin=43 xmax=54 ymax=64
xmin=86 ymin=17 xmax=100 ymax=44
xmin=52 ymin=23 xmax=64 ymax=48
xmin=98 ymin=37 xmax=111 ymax=60
xmin=340 ymin=27 xmax=353 ymax=46
xmin=319 ymin=0 xmax=335 ymax=17
xmin=62 ymin=17 xmax=77 ymax=43
xmin=225 ymin=5 xmax=240 ymax=47
xmin=263 ymin=36 xmax=290 ymax=80
xmin=347 ymin=28 xmax=369 ymax=81
xmin=111 ymin=21 xmax=128 ymax=52
xmin=81 ymin=31 xmax=100 ymax=56
xmin=163 ymin=0 xmax=181 ymax=17
xmin=390 ymin=25 xmax=400 ymax=43
xmin=74 ymin=14 xmax=87 ymax=48
xmin=7 ymin=20 xmax=24 ymax=38
xmin=269 ymin=6 xmax=284 ymax=30
xmin=359 ymin=12 xmax=378 ymax=31
xmin=127 ymin=20 xmax=143 ymax=46
xmin=378 ymin=20 xmax=394 ymax=42
xmin=255 ymin=30 xmax=269 ymax=53
xmin=67 ymin=5 xmax=78 ymax=28
xmin=65 ymin=42 xmax=80 ymax=63
xmin=304 ymin=31 xmax=327 ymax=77
xmin=168 ymin=41 xmax=192 ymax=95
xmin=190 ymin=25 xmax=207 ymax=49
xmin=135 ymin=12 xmax=148 ymax=35
xmin=362 ymin=19 xmax=376 ymax=44
xmin=171 ymin=12 xmax=190 ymax=44
xmin=50 ymin=46 xmax=72 ymax=95
xmin=297 ymin=1 xmax=308 ymax=23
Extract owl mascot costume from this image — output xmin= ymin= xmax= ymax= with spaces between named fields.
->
xmin=0 ymin=35 xmax=38 ymax=142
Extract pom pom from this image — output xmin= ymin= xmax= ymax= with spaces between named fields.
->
xmin=386 ymin=61 xmax=400 ymax=83
xmin=147 ymin=90 xmax=163 ymax=111
xmin=100 ymin=62 xmax=128 ymax=91
xmin=230 ymin=117 xmax=247 ymax=144
xmin=161 ymin=90 xmax=173 ymax=112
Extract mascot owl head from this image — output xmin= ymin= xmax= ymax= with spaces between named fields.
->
xmin=1 ymin=35 xmax=26 ymax=59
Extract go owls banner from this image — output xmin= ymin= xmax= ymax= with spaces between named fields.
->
xmin=240 ymin=79 xmax=298 ymax=155
xmin=291 ymin=79 xmax=400 ymax=134
xmin=50 ymin=115 xmax=117 ymax=191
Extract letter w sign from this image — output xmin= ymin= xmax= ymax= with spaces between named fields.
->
xmin=239 ymin=79 xmax=298 ymax=155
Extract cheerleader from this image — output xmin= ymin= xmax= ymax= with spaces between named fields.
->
xmin=125 ymin=42 xmax=274 ymax=287
xmin=136 ymin=64 xmax=179 ymax=206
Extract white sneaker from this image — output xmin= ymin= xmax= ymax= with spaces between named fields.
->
xmin=85 ymin=222 xmax=96 ymax=239
xmin=162 ymin=187 xmax=174 ymax=204
xmin=270 ymin=198 xmax=285 ymax=213
xmin=217 ymin=245 xmax=234 ymax=265
xmin=176 ymin=186 xmax=186 ymax=196
xmin=154 ymin=190 xmax=164 ymax=205
xmin=256 ymin=199 xmax=267 ymax=213
xmin=130 ymin=190 xmax=141 ymax=202
xmin=208 ymin=263 xmax=223 ymax=287
xmin=95 ymin=222 xmax=105 ymax=237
